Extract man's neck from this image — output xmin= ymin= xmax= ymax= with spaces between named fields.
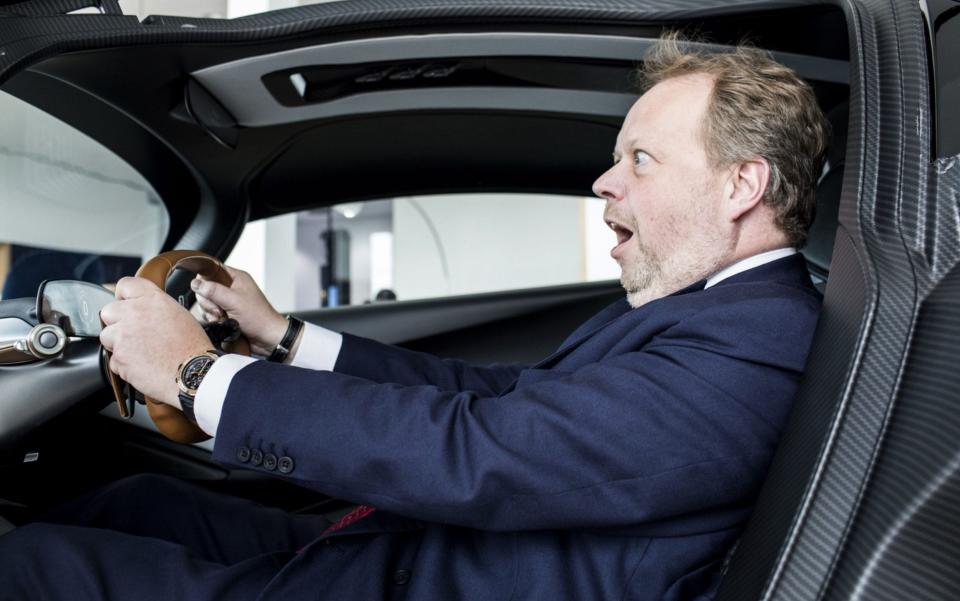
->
xmin=625 ymin=243 xmax=796 ymax=308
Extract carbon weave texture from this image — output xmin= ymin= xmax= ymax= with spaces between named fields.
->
xmin=772 ymin=1 xmax=920 ymax=599
xmin=715 ymin=0 xmax=873 ymax=595
xmin=822 ymin=9 xmax=960 ymax=592
xmin=718 ymin=0 xmax=960 ymax=600
xmin=781 ymin=1 xmax=960 ymax=599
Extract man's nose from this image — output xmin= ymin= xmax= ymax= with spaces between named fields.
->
xmin=591 ymin=164 xmax=622 ymax=202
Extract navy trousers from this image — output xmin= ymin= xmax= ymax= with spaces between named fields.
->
xmin=0 ymin=474 xmax=332 ymax=600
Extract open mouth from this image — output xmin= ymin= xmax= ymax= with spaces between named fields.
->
xmin=606 ymin=220 xmax=635 ymax=258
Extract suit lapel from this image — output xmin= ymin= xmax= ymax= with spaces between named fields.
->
xmin=501 ymin=254 xmax=811 ymax=394
xmin=536 ymin=253 xmax=813 ymax=368
xmin=533 ymin=297 xmax=632 ymax=367
xmin=529 ymin=278 xmax=708 ymax=371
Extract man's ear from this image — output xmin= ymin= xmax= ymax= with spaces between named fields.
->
xmin=724 ymin=157 xmax=771 ymax=222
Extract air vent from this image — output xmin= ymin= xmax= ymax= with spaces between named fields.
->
xmin=263 ymin=57 xmax=632 ymax=106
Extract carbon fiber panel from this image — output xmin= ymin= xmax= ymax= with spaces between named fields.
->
xmin=721 ymin=1 xmax=960 ymax=600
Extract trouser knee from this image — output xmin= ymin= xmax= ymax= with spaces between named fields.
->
xmin=0 ymin=523 xmax=67 ymax=575
xmin=43 ymin=472 xmax=191 ymax=529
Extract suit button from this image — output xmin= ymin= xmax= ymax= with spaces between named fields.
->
xmin=237 ymin=446 xmax=251 ymax=463
xmin=263 ymin=453 xmax=278 ymax=471
xmin=393 ymin=569 xmax=411 ymax=586
xmin=250 ymin=449 xmax=264 ymax=466
xmin=277 ymin=456 xmax=295 ymax=474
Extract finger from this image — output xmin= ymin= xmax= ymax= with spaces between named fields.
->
xmin=192 ymin=278 xmax=239 ymax=311
xmin=195 ymin=296 xmax=224 ymax=317
xmin=115 ymin=276 xmax=161 ymax=301
xmin=100 ymin=323 xmax=117 ymax=351
xmin=108 ymin=354 xmax=124 ymax=378
xmin=99 ymin=300 xmax=127 ymax=326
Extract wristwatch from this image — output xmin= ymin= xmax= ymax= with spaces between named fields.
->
xmin=176 ymin=350 xmax=220 ymax=424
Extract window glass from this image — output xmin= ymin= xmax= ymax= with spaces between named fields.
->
xmin=227 ymin=194 xmax=619 ymax=312
xmin=0 ymin=91 xmax=169 ymax=299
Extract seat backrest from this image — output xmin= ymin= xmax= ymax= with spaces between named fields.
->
xmin=715 ymin=102 xmax=858 ymax=599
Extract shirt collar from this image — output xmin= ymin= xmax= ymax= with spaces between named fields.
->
xmin=704 ymin=247 xmax=798 ymax=289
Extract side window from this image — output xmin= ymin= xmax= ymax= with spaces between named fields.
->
xmin=0 ymin=91 xmax=168 ymax=299
xmin=227 ymin=194 xmax=618 ymax=312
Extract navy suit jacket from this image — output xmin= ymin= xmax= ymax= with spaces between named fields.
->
xmin=213 ymin=254 xmax=821 ymax=600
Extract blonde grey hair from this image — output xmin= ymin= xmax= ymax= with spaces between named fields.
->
xmin=637 ymin=32 xmax=831 ymax=247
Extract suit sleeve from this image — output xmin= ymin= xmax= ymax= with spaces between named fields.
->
xmin=213 ymin=299 xmax=814 ymax=533
xmin=332 ymin=333 xmax=526 ymax=395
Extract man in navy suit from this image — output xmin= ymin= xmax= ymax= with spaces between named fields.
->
xmin=0 ymin=35 xmax=829 ymax=600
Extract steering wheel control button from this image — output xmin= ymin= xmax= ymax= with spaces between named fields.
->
xmin=277 ymin=456 xmax=295 ymax=474
xmin=237 ymin=446 xmax=251 ymax=463
xmin=250 ymin=449 xmax=264 ymax=466
xmin=38 ymin=331 xmax=58 ymax=349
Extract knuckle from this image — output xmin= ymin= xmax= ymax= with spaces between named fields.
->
xmin=115 ymin=277 xmax=133 ymax=296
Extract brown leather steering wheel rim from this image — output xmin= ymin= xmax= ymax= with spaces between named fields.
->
xmin=104 ymin=250 xmax=251 ymax=444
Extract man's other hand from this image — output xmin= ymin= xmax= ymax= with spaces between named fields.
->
xmin=99 ymin=277 xmax=213 ymax=408
xmin=191 ymin=266 xmax=288 ymax=357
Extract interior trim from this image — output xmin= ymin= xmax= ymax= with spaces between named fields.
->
xmin=0 ymin=339 xmax=102 ymax=447
xmin=192 ymin=32 xmax=849 ymax=127
xmin=223 ymin=86 xmax=636 ymax=127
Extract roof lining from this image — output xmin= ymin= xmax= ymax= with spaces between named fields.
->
xmin=192 ymin=32 xmax=849 ymax=128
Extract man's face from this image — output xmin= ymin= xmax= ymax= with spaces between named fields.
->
xmin=592 ymin=73 xmax=734 ymax=307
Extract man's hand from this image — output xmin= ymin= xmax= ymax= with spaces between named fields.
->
xmin=191 ymin=266 xmax=288 ymax=357
xmin=100 ymin=277 xmax=213 ymax=408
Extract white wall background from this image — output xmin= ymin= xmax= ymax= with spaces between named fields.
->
xmin=393 ymin=194 xmax=585 ymax=301
xmin=228 ymin=194 xmax=621 ymax=311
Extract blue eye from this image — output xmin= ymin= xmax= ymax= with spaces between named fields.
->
xmin=633 ymin=150 xmax=650 ymax=166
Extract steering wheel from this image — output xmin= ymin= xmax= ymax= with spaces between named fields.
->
xmin=103 ymin=250 xmax=251 ymax=444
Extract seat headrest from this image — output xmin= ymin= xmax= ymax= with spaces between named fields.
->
xmin=801 ymin=102 xmax=849 ymax=278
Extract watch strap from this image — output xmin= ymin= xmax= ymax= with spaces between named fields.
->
xmin=178 ymin=391 xmax=198 ymax=424
xmin=268 ymin=316 xmax=304 ymax=363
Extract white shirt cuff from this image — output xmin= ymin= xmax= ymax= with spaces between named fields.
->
xmin=194 ymin=354 xmax=257 ymax=437
xmin=193 ymin=324 xmax=342 ymax=438
xmin=289 ymin=322 xmax=343 ymax=371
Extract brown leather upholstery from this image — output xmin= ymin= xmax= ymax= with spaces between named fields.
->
xmin=105 ymin=250 xmax=250 ymax=444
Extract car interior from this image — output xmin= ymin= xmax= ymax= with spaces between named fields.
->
xmin=5 ymin=0 xmax=956 ymax=598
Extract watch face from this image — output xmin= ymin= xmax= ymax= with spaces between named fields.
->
xmin=181 ymin=355 xmax=215 ymax=392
